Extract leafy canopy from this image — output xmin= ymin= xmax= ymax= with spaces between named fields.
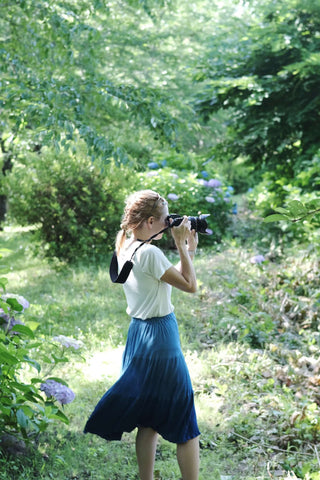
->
xmin=195 ymin=0 xmax=320 ymax=184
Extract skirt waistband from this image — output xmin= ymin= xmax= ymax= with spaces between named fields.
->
xmin=131 ymin=311 xmax=175 ymax=323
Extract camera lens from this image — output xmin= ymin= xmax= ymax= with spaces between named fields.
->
xmin=167 ymin=214 xmax=211 ymax=234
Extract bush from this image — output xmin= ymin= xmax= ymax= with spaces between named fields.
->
xmin=248 ymin=161 xmax=320 ymax=248
xmin=0 ymin=268 xmax=81 ymax=448
xmin=5 ymin=147 xmax=136 ymax=261
xmin=136 ymin=166 xmax=233 ymax=247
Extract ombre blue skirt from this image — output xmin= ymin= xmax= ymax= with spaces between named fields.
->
xmin=84 ymin=312 xmax=200 ymax=444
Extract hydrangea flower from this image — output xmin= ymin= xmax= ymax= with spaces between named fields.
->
xmin=0 ymin=314 xmax=25 ymax=334
xmin=147 ymin=162 xmax=159 ymax=170
xmin=40 ymin=380 xmax=75 ymax=405
xmin=201 ymin=170 xmax=209 ymax=178
xmin=167 ymin=193 xmax=179 ymax=201
xmin=1 ymin=294 xmax=30 ymax=312
xmin=250 ymin=255 xmax=265 ymax=264
xmin=53 ymin=335 xmax=83 ymax=350
xmin=208 ymin=179 xmax=222 ymax=188
xmin=198 ymin=179 xmax=208 ymax=187
xmin=205 ymin=196 xmax=215 ymax=203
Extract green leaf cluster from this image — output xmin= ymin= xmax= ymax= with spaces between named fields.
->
xmin=195 ymin=0 xmax=320 ymax=190
xmin=264 ymin=199 xmax=320 ymax=223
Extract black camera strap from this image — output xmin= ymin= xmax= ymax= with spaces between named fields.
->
xmin=109 ymin=226 xmax=170 ymax=284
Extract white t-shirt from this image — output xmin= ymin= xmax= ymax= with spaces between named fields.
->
xmin=118 ymin=241 xmax=174 ymax=320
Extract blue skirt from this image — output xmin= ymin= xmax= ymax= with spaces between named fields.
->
xmin=84 ymin=312 xmax=200 ymax=444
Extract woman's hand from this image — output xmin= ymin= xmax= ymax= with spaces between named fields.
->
xmin=161 ymin=216 xmax=198 ymax=293
xmin=186 ymin=229 xmax=198 ymax=252
xmin=170 ymin=216 xmax=191 ymax=248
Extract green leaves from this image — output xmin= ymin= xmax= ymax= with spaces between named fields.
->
xmin=195 ymin=0 xmax=320 ymax=190
xmin=264 ymin=199 xmax=320 ymax=223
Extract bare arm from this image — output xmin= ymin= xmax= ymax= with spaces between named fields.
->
xmin=160 ymin=217 xmax=198 ymax=293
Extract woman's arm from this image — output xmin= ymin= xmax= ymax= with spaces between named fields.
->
xmin=160 ymin=217 xmax=198 ymax=293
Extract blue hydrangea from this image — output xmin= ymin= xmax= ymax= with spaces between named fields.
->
xmin=147 ymin=162 xmax=160 ymax=170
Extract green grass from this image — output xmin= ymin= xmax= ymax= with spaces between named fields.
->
xmin=1 ymin=225 xmax=320 ymax=480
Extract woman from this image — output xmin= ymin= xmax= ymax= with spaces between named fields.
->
xmin=84 ymin=190 xmax=200 ymax=480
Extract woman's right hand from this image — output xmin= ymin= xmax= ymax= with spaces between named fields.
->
xmin=171 ymin=216 xmax=191 ymax=248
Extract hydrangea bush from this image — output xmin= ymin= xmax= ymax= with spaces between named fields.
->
xmin=137 ymin=167 xmax=233 ymax=246
xmin=0 ymin=271 xmax=81 ymax=446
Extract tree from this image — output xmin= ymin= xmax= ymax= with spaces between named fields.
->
xmin=195 ymin=0 xmax=320 ymax=195
xmin=0 ymin=0 xmax=185 ymax=177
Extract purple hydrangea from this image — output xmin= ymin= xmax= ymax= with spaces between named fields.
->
xmin=250 ymin=255 xmax=265 ymax=264
xmin=1 ymin=294 xmax=30 ymax=312
xmin=208 ymin=179 xmax=222 ymax=188
xmin=205 ymin=196 xmax=215 ymax=203
xmin=53 ymin=335 xmax=83 ymax=350
xmin=0 ymin=314 xmax=25 ymax=334
xmin=167 ymin=193 xmax=179 ymax=201
xmin=40 ymin=380 xmax=75 ymax=405
xmin=198 ymin=179 xmax=208 ymax=187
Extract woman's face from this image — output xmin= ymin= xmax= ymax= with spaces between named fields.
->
xmin=151 ymin=203 xmax=169 ymax=240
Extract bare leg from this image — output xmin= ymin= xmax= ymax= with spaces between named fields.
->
xmin=135 ymin=427 xmax=158 ymax=480
xmin=177 ymin=436 xmax=200 ymax=480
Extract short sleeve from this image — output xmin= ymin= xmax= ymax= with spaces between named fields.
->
xmin=138 ymin=245 xmax=172 ymax=280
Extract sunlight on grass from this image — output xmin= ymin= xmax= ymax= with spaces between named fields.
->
xmin=81 ymin=346 xmax=124 ymax=383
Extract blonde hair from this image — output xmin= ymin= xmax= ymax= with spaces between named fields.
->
xmin=116 ymin=190 xmax=167 ymax=254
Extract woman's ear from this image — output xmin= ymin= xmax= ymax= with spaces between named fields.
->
xmin=147 ymin=216 xmax=154 ymax=229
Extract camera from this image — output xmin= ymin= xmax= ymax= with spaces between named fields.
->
xmin=167 ymin=214 xmax=211 ymax=235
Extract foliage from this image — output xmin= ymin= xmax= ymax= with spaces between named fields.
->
xmin=195 ymin=0 xmax=320 ymax=196
xmin=0 ymin=255 xmax=82 ymax=448
xmin=137 ymin=166 xmax=234 ymax=245
xmin=264 ymin=199 xmax=320 ymax=224
xmin=5 ymin=148 xmax=137 ymax=261
xmin=0 ymin=0 xmax=182 ymax=170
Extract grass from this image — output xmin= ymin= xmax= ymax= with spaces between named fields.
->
xmin=1 ymin=222 xmax=320 ymax=480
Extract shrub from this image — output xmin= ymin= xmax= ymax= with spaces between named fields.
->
xmin=0 ymin=277 xmax=80 ymax=447
xmin=136 ymin=167 xmax=233 ymax=246
xmin=5 ymin=147 xmax=136 ymax=261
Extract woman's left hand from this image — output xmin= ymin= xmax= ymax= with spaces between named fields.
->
xmin=186 ymin=228 xmax=198 ymax=251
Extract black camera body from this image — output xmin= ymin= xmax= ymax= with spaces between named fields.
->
xmin=167 ymin=214 xmax=211 ymax=235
